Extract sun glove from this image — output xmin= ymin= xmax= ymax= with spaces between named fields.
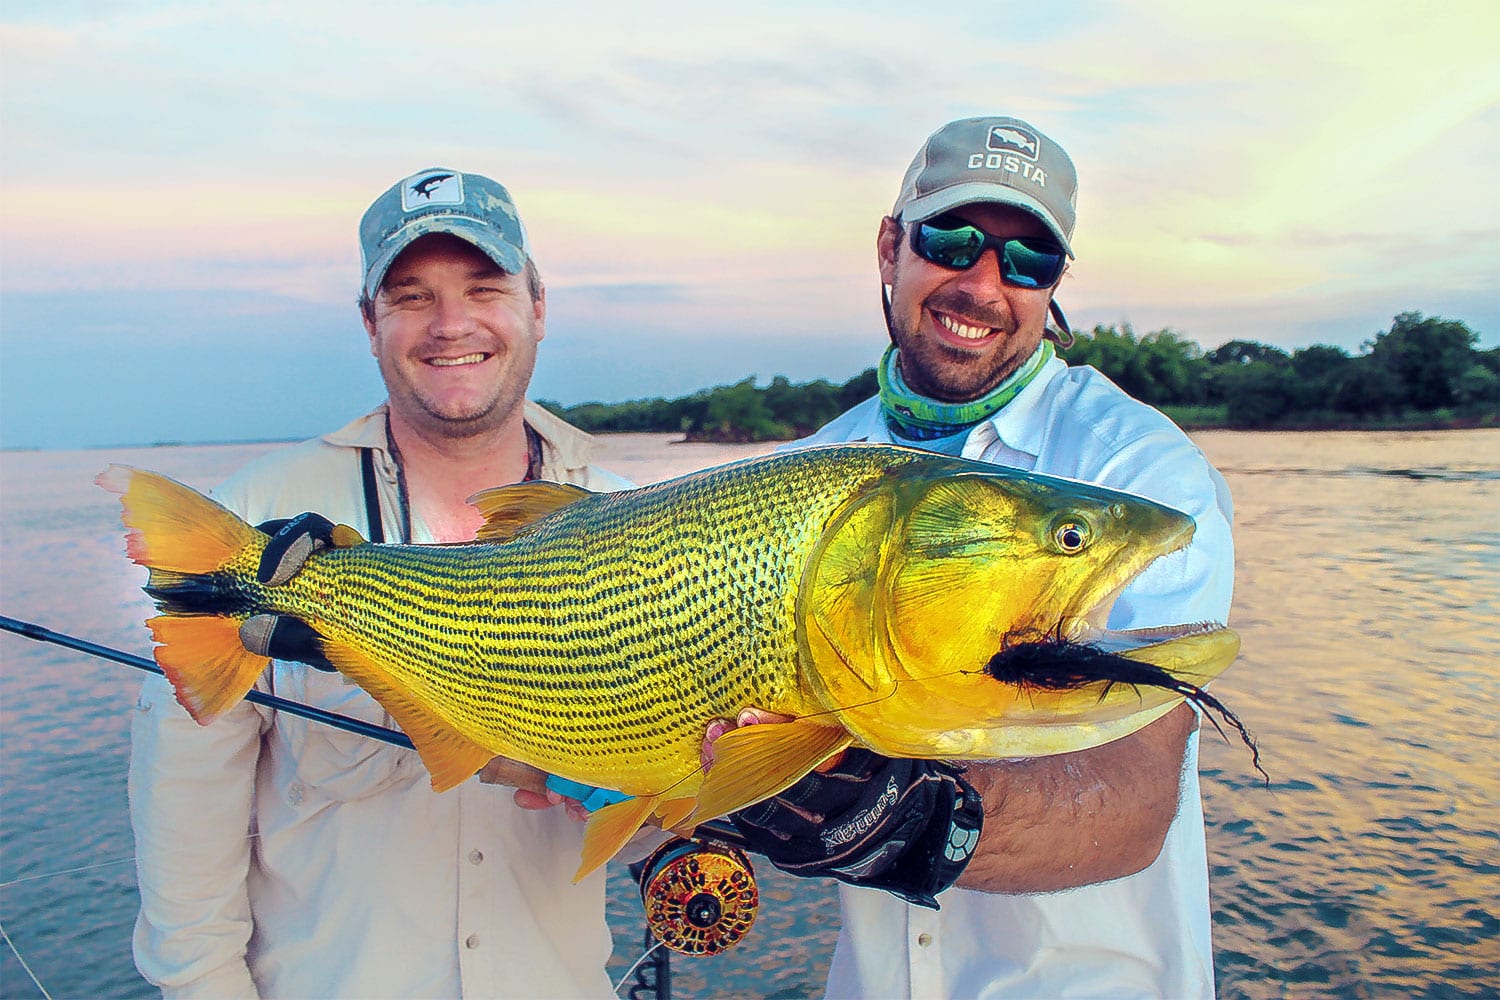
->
xmin=728 ymin=748 xmax=983 ymax=908
xmin=237 ymin=514 xmax=342 ymax=671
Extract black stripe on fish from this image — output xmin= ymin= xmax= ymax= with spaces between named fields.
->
xmin=984 ymin=638 xmax=1266 ymax=783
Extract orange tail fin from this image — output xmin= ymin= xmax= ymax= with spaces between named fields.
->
xmin=98 ymin=465 xmax=269 ymax=724
xmin=97 ymin=465 xmax=262 ymax=573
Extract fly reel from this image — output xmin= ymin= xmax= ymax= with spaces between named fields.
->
xmin=638 ymin=837 xmax=759 ymax=956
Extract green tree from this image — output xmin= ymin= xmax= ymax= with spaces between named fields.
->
xmin=1366 ymin=312 xmax=1479 ymax=410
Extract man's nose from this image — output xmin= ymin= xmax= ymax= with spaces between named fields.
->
xmin=429 ymin=295 xmax=475 ymax=337
xmin=950 ymin=248 xmax=1009 ymax=295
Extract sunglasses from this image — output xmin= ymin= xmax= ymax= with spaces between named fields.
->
xmin=908 ymin=214 xmax=1067 ymax=289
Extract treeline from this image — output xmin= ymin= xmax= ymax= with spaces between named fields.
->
xmin=540 ymin=312 xmax=1498 ymax=439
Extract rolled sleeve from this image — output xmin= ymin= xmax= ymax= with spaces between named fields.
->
xmin=130 ymin=674 xmax=269 ymax=998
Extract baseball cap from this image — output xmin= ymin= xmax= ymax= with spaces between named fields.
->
xmin=892 ymin=117 xmax=1078 ymax=257
xmin=359 ymin=168 xmax=532 ymax=300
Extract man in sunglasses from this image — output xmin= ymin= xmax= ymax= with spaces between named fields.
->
xmin=725 ymin=117 xmax=1234 ymax=998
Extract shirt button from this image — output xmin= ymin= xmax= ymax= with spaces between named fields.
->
xmin=465 ymin=934 xmax=480 ymax=950
xmin=287 ymin=783 xmax=304 ymax=806
xmin=469 ymin=849 xmax=484 ymax=865
xmin=917 ymin=933 xmax=933 ymax=948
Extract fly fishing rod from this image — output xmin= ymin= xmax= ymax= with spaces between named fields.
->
xmin=0 ymin=613 xmax=764 ymax=959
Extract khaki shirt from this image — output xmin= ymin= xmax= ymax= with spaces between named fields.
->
xmin=130 ymin=402 xmax=629 ymax=999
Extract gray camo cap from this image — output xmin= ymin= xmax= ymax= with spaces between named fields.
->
xmin=892 ymin=116 xmax=1078 ymax=257
xmin=360 ymin=168 xmax=532 ymax=300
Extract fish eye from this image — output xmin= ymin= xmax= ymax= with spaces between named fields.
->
xmin=1052 ymin=521 xmax=1089 ymax=554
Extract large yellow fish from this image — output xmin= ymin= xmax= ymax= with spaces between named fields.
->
xmin=100 ymin=444 xmax=1239 ymax=877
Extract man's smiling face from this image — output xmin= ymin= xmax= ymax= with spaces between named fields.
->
xmin=365 ymin=233 xmax=544 ymax=439
xmin=879 ymin=203 xmax=1061 ymax=402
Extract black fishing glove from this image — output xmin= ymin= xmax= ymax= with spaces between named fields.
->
xmin=238 ymin=514 xmax=340 ymax=671
xmin=728 ymin=749 xmax=984 ymax=908
xmin=256 ymin=512 xmax=339 ymax=585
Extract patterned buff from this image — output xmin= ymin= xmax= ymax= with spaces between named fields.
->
xmin=879 ymin=341 xmax=1055 ymax=441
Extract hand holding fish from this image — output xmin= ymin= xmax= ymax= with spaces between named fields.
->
xmin=707 ymin=709 xmax=982 ymax=907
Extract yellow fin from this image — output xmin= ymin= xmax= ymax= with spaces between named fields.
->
xmin=687 ymin=720 xmax=853 ymax=825
xmin=575 ymin=795 xmax=660 ymax=881
xmin=148 ymin=615 xmax=270 ymax=725
xmin=653 ymin=796 xmax=698 ymax=834
xmin=468 ymin=482 xmax=594 ymax=542
xmin=97 ymin=465 xmax=261 ymax=573
xmin=318 ymin=640 xmax=492 ymax=793
xmin=801 ymin=488 xmax=895 ymax=692
xmin=330 ymin=523 xmax=366 ymax=548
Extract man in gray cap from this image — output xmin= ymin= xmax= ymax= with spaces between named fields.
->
xmin=129 ymin=168 xmax=630 ymax=998
xmin=724 ymin=118 xmax=1234 ymax=998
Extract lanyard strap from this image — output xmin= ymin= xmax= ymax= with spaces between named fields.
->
xmin=359 ymin=447 xmax=386 ymax=543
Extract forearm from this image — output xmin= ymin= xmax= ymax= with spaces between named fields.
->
xmin=955 ymin=703 xmax=1195 ymax=893
xmin=130 ymin=676 xmax=265 ymax=997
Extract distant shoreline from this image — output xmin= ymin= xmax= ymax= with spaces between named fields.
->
xmin=5 ymin=419 xmax=1497 ymax=454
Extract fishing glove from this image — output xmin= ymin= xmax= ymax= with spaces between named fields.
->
xmin=237 ymin=514 xmax=341 ymax=671
xmin=728 ymin=749 xmax=984 ymax=908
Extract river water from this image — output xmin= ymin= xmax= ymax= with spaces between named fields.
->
xmin=1 ymin=430 xmax=1496 ymax=999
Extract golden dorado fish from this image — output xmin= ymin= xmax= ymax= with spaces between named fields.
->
xmin=99 ymin=444 xmax=1240 ymax=877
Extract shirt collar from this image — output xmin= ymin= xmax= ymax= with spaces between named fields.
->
xmin=323 ymin=401 xmax=598 ymax=478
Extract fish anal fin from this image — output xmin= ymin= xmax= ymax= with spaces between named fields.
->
xmin=149 ymin=615 xmax=270 ymax=725
xmin=468 ymin=482 xmax=594 ymax=542
xmin=652 ymin=796 xmax=697 ymax=834
xmin=318 ymin=640 xmax=492 ymax=793
xmin=575 ymin=795 xmax=660 ymax=882
xmin=688 ymin=720 xmax=853 ymax=825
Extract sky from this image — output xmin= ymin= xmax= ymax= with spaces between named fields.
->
xmin=1 ymin=0 xmax=1497 ymax=450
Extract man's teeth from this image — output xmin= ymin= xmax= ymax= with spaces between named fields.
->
xmin=938 ymin=314 xmax=993 ymax=340
xmin=429 ymin=353 xmax=486 ymax=367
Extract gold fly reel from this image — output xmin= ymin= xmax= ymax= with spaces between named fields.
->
xmin=638 ymin=838 xmax=759 ymax=956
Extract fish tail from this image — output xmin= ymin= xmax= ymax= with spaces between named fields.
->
xmin=98 ymin=465 xmax=270 ymax=723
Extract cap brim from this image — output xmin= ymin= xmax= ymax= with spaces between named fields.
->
xmin=901 ymin=183 xmax=1074 ymax=257
xmin=363 ymin=216 xmax=528 ymax=300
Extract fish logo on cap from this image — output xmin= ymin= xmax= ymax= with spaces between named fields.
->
xmin=987 ymin=125 xmax=1039 ymax=160
xmin=402 ymin=171 xmax=463 ymax=211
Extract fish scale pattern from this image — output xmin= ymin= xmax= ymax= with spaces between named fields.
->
xmin=256 ymin=447 xmax=923 ymax=794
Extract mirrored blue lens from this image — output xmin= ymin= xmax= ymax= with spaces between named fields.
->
xmin=911 ymin=220 xmax=1065 ymax=288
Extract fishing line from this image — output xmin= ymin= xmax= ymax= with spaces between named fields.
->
xmin=611 ymin=939 xmax=666 ymax=996
xmin=0 ymin=856 xmax=136 ymax=890
xmin=0 ymin=920 xmax=55 ymax=1000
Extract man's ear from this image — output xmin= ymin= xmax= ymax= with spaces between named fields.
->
xmin=361 ymin=303 xmax=378 ymax=355
xmin=877 ymin=216 xmax=902 ymax=285
xmin=532 ymin=283 xmax=546 ymax=343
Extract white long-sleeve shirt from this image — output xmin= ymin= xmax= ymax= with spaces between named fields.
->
xmin=795 ymin=357 xmax=1234 ymax=1000
xmin=129 ymin=403 xmax=632 ymax=999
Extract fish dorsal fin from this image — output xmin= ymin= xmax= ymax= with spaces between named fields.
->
xmin=330 ymin=523 xmax=367 ymax=548
xmin=575 ymin=794 xmax=660 ymax=881
xmin=468 ymin=482 xmax=594 ymax=542
xmin=318 ymin=640 xmax=492 ymax=793
xmin=686 ymin=719 xmax=853 ymax=826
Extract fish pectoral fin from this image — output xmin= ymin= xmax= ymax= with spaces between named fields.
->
xmin=318 ymin=640 xmax=492 ymax=793
xmin=688 ymin=719 xmax=854 ymax=825
xmin=149 ymin=615 xmax=270 ymax=725
xmin=468 ymin=482 xmax=595 ymax=542
xmin=576 ymin=795 xmax=660 ymax=882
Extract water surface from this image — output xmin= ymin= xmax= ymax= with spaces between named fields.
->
xmin=1 ymin=430 xmax=1496 ymax=998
